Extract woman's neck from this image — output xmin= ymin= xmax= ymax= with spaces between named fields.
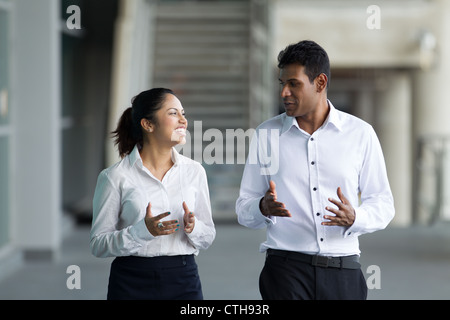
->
xmin=139 ymin=143 xmax=174 ymax=181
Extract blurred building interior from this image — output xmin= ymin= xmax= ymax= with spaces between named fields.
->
xmin=1 ymin=0 xmax=450 ymax=280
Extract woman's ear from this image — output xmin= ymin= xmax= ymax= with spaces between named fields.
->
xmin=141 ymin=118 xmax=153 ymax=132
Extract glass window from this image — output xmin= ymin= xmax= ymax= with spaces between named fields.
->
xmin=0 ymin=3 xmax=11 ymax=248
xmin=0 ymin=8 xmax=10 ymax=126
xmin=0 ymin=136 xmax=10 ymax=247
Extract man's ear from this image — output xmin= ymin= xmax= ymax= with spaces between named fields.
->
xmin=315 ymin=73 xmax=328 ymax=93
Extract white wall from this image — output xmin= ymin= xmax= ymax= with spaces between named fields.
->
xmin=272 ymin=0 xmax=436 ymax=68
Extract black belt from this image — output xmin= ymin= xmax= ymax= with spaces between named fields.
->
xmin=266 ymin=249 xmax=361 ymax=270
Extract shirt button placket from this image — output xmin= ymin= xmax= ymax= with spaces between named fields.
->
xmin=161 ymin=183 xmax=170 ymax=212
xmin=159 ymin=183 xmax=170 ymax=253
xmin=308 ymin=135 xmax=325 ymax=250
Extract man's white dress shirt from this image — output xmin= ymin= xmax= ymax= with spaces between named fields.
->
xmin=236 ymin=101 xmax=394 ymax=257
xmin=90 ymin=145 xmax=216 ymax=258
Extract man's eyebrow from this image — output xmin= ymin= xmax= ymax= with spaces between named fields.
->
xmin=279 ymin=78 xmax=299 ymax=83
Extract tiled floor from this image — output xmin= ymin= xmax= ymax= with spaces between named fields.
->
xmin=1 ymin=222 xmax=450 ymax=300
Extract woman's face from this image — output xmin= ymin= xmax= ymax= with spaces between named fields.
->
xmin=149 ymin=94 xmax=188 ymax=146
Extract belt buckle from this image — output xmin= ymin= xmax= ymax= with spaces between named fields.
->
xmin=312 ymin=255 xmax=330 ymax=268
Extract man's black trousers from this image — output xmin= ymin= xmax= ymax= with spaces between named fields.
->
xmin=259 ymin=252 xmax=368 ymax=300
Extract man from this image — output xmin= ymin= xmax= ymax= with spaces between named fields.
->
xmin=236 ymin=40 xmax=394 ymax=300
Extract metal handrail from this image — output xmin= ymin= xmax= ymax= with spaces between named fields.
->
xmin=413 ymin=135 xmax=450 ymax=225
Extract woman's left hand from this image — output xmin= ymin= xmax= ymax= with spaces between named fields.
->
xmin=183 ymin=201 xmax=195 ymax=234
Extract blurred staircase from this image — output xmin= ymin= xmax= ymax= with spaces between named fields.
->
xmin=152 ymin=1 xmax=252 ymax=221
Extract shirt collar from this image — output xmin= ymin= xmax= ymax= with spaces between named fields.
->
xmin=281 ymin=99 xmax=343 ymax=135
xmin=325 ymin=100 xmax=343 ymax=132
xmin=128 ymin=145 xmax=142 ymax=167
xmin=128 ymin=145 xmax=180 ymax=168
xmin=171 ymin=147 xmax=180 ymax=167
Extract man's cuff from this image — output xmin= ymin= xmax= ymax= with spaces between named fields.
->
xmin=254 ymin=197 xmax=276 ymax=226
xmin=343 ymin=207 xmax=366 ymax=237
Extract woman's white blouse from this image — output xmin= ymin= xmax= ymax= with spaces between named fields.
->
xmin=90 ymin=145 xmax=216 ymax=258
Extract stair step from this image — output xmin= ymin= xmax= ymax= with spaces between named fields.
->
xmin=183 ymin=106 xmax=246 ymax=116
xmin=157 ymin=3 xmax=249 ymax=20
xmin=156 ymin=22 xmax=248 ymax=34
xmin=155 ymin=34 xmax=248 ymax=45
xmin=153 ymin=1 xmax=253 ymax=221
xmin=188 ymin=118 xmax=247 ymax=129
xmin=155 ymin=55 xmax=248 ymax=67
xmin=155 ymin=81 xmax=247 ymax=91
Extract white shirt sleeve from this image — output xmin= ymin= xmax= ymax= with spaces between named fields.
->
xmin=345 ymin=126 xmax=395 ymax=237
xmin=236 ymin=132 xmax=276 ymax=229
xmin=185 ymin=166 xmax=216 ymax=250
xmin=90 ymin=170 xmax=155 ymax=258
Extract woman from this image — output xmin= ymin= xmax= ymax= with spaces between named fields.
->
xmin=90 ymin=88 xmax=216 ymax=300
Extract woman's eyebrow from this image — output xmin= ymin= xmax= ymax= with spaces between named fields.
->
xmin=167 ymin=107 xmax=184 ymax=112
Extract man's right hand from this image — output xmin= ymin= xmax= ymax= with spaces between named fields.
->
xmin=259 ymin=180 xmax=292 ymax=217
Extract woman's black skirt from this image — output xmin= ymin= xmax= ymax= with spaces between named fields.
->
xmin=107 ymin=255 xmax=203 ymax=300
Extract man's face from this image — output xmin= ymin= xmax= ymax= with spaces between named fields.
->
xmin=278 ymin=64 xmax=319 ymax=118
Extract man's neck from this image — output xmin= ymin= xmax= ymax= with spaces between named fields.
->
xmin=296 ymin=99 xmax=330 ymax=135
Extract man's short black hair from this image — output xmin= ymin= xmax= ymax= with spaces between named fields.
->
xmin=277 ymin=40 xmax=331 ymax=89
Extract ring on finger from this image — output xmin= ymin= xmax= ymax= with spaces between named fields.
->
xmin=157 ymin=222 xmax=164 ymax=229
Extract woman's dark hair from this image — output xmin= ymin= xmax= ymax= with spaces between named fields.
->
xmin=112 ymin=88 xmax=176 ymax=158
xmin=277 ymin=40 xmax=331 ymax=89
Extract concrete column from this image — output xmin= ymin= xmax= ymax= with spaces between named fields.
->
xmin=412 ymin=0 xmax=450 ymax=223
xmin=353 ymin=88 xmax=374 ymax=124
xmin=413 ymin=1 xmax=450 ymax=137
xmin=106 ymin=0 xmax=156 ymax=166
xmin=375 ymin=72 xmax=412 ymax=227
xmin=12 ymin=0 xmax=61 ymax=258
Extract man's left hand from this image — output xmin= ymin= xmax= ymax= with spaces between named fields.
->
xmin=322 ymin=187 xmax=355 ymax=227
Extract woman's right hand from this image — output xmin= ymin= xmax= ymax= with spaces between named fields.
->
xmin=144 ymin=202 xmax=179 ymax=237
